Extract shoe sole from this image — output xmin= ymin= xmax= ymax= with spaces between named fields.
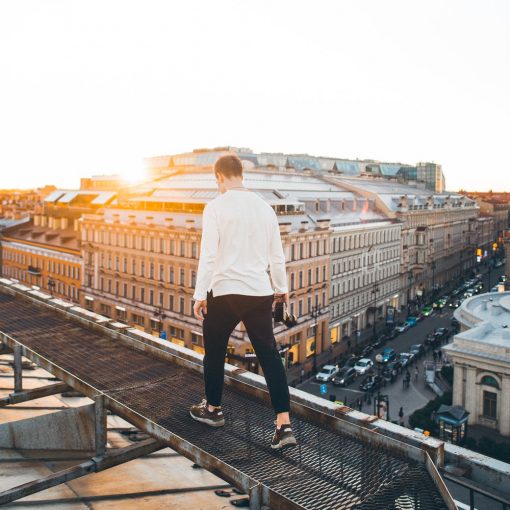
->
xmin=189 ymin=410 xmax=225 ymax=427
xmin=271 ymin=436 xmax=298 ymax=449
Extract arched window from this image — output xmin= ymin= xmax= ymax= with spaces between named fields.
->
xmin=481 ymin=375 xmax=499 ymax=389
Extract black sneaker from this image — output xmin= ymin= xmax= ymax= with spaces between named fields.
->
xmin=271 ymin=423 xmax=297 ymax=449
xmin=190 ymin=399 xmax=225 ymax=427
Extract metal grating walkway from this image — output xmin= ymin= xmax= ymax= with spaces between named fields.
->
xmin=0 ymin=290 xmax=450 ymax=509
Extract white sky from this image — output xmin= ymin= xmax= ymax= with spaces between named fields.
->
xmin=0 ymin=0 xmax=509 ymax=191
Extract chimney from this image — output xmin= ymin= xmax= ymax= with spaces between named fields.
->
xmin=299 ymin=220 xmax=309 ymax=232
xmin=164 ymin=217 xmax=174 ymax=228
xmin=316 ymin=218 xmax=331 ymax=230
xmin=279 ymin=222 xmax=292 ymax=235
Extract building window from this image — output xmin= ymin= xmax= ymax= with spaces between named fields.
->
xmin=191 ymin=270 xmax=196 ymax=287
xmin=132 ymin=313 xmax=145 ymax=327
xmin=169 ymin=294 xmax=174 ymax=311
xmin=170 ymin=326 xmax=184 ymax=339
xmin=483 ymin=391 xmax=497 ymax=420
xmin=290 ymin=273 xmax=295 ymax=291
xmin=192 ymin=242 xmax=197 ymax=258
xmin=481 ymin=375 xmax=499 ymax=389
xmin=169 ymin=266 xmax=174 ymax=284
xmin=180 ymin=240 xmax=186 ymax=257
xmin=180 ymin=268 xmax=185 ymax=286
xmin=179 ymin=297 xmax=185 ymax=314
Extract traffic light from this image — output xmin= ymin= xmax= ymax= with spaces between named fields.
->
xmin=492 ymin=242 xmax=498 ymax=251
xmin=476 ymin=248 xmax=482 ymax=257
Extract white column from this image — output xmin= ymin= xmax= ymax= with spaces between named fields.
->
xmin=452 ymin=364 xmax=464 ymax=407
xmin=465 ymin=367 xmax=477 ymax=425
xmin=499 ymin=375 xmax=510 ymax=437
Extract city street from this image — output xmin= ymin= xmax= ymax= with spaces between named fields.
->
xmin=296 ymin=263 xmax=506 ymax=424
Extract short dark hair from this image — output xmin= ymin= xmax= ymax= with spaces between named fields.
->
xmin=214 ymin=154 xmax=243 ymax=179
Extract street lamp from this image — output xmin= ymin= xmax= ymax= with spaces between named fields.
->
xmin=371 ymin=282 xmax=380 ymax=342
xmin=374 ymin=354 xmax=383 ymax=418
xmin=431 ymin=261 xmax=436 ymax=301
xmin=407 ymin=272 xmax=414 ymax=313
xmin=310 ymin=304 xmax=321 ymax=375
xmin=153 ymin=305 xmax=166 ymax=337
xmin=47 ymin=277 xmax=56 ymax=297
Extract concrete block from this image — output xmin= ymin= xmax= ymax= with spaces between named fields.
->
xmin=0 ymin=404 xmax=96 ymax=451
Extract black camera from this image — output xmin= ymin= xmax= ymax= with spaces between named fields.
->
xmin=273 ymin=302 xmax=297 ymax=328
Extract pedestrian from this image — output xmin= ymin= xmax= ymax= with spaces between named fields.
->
xmin=432 ymin=350 xmax=437 ymax=363
xmin=414 ymin=365 xmax=419 ymax=381
xmin=190 ymin=155 xmax=296 ymax=450
xmin=357 ymin=398 xmax=363 ymax=412
xmin=405 ymin=369 xmax=411 ymax=388
xmin=391 ymin=368 xmax=397 ymax=383
xmin=398 ymin=407 xmax=405 ymax=426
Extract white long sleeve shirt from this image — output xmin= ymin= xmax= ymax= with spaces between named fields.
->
xmin=193 ymin=190 xmax=288 ymax=301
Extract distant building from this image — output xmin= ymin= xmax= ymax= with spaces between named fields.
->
xmin=0 ymin=189 xmax=116 ymax=302
xmin=416 ymin=162 xmax=446 ymax=193
xmin=444 ymin=292 xmax=510 ymax=437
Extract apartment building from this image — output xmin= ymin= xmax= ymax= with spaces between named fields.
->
xmin=0 ymin=189 xmax=116 ymax=302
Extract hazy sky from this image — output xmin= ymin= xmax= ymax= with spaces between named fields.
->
xmin=0 ymin=1 xmax=508 ymax=191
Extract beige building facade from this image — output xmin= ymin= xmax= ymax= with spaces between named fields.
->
xmin=444 ymin=292 xmax=510 ymax=437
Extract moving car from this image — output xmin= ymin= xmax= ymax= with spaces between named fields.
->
xmin=382 ymin=360 xmax=401 ymax=382
xmin=341 ymin=355 xmax=359 ymax=369
xmin=434 ymin=327 xmax=449 ymax=341
xmin=354 ymin=358 xmax=374 ymax=376
xmin=421 ymin=306 xmax=433 ymax=317
xmin=399 ymin=352 xmax=414 ymax=367
xmin=332 ymin=367 xmax=357 ymax=387
xmin=449 ymin=299 xmax=461 ymax=309
xmin=395 ymin=322 xmax=411 ymax=333
xmin=315 ymin=364 xmax=338 ymax=382
xmin=410 ymin=343 xmax=425 ymax=358
xmin=359 ymin=375 xmax=383 ymax=392
xmin=381 ymin=347 xmax=396 ymax=363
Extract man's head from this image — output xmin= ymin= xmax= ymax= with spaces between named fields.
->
xmin=214 ymin=155 xmax=243 ymax=193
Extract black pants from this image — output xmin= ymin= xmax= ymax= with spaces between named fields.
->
xmin=202 ymin=290 xmax=290 ymax=414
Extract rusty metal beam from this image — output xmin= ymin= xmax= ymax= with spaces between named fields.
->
xmin=424 ymin=452 xmax=457 ymax=510
xmin=0 ymin=382 xmax=70 ymax=406
xmin=12 ymin=344 xmax=22 ymax=393
xmin=0 ymin=438 xmax=164 ymax=506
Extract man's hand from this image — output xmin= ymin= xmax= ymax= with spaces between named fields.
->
xmin=193 ymin=299 xmax=207 ymax=321
xmin=273 ymin=292 xmax=289 ymax=312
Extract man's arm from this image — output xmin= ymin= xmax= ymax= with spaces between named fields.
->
xmin=193 ymin=203 xmax=219 ymax=302
xmin=268 ymin=211 xmax=288 ymax=295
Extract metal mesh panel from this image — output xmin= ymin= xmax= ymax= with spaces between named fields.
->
xmin=0 ymin=292 xmax=448 ymax=510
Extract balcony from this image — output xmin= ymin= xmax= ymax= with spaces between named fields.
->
xmin=27 ymin=265 xmax=42 ymax=276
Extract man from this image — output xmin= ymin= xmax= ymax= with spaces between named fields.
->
xmin=190 ymin=154 xmax=296 ymax=449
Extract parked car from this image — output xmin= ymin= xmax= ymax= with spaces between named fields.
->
xmin=332 ymin=367 xmax=357 ymax=387
xmin=381 ymin=347 xmax=396 ymax=363
xmin=341 ymin=355 xmax=359 ymax=369
xmin=359 ymin=374 xmax=383 ymax=392
xmin=315 ymin=364 xmax=338 ymax=382
xmin=409 ymin=343 xmax=425 ymax=358
xmin=372 ymin=334 xmax=388 ymax=348
xmin=421 ymin=306 xmax=433 ymax=317
xmin=399 ymin=352 xmax=414 ymax=367
xmin=434 ymin=327 xmax=450 ymax=342
xmin=406 ymin=316 xmax=418 ymax=326
xmin=386 ymin=328 xmax=399 ymax=340
xmin=361 ymin=345 xmax=373 ymax=357
xmin=354 ymin=358 xmax=374 ymax=376
xmin=395 ymin=322 xmax=411 ymax=333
